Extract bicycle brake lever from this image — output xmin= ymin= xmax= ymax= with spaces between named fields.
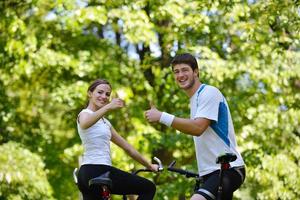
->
xmin=153 ymin=157 xmax=164 ymax=171
xmin=168 ymin=160 xmax=176 ymax=168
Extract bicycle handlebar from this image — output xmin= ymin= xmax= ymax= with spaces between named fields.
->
xmin=167 ymin=160 xmax=199 ymax=178
xmin=132 ymin=156 xmax=164 ymax=175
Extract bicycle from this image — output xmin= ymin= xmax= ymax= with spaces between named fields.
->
xmin=73 ymin=157 xmax=163 ymax=200
xmin=167 ymin=153 xmax=237 ymax=200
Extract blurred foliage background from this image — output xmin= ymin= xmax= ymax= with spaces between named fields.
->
xmin=0 ymin=0 xmax=299 ymax=199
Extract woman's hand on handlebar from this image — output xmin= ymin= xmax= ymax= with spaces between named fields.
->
xmin=133 ymin=157 xmax=163 ymax=175
xmin=148 ymin=157 xmax=163 ymax=172
xmin=148 ymin=164 xmax=159 ymax=172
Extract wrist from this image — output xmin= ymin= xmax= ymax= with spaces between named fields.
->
xmin=159 ymin=112 xmax=175 ymax=127
xmin=103 ymin=104 xmax=111 ymax=112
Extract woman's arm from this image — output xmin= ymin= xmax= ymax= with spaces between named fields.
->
xmin=110 ymin=127 xmax=157 ymax=171
xmin=78 ymin=98 xmax=124 ymax=129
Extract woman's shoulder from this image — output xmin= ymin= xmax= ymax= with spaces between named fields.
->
xmin=79 ymin=108 xmax=94 ymax=114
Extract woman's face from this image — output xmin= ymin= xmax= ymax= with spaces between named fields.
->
xmin=88 ymin=84 xmax=111 ymax=108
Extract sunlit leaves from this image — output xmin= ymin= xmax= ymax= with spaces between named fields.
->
xmin=109 ymin=8 xmax=157 ymax=44
xmin=0 ymin=142 xmax=54 ymax=200
xmin=248 ymin=154 xmax=300 ymax=200
xmin=0 ymin=0 xmax=299 ymax=199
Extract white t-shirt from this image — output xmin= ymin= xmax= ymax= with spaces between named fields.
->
xmin=77 ymin=109 xmax=112 ymax=166
xmin=190 ymin=84 xmax=245 ymax=176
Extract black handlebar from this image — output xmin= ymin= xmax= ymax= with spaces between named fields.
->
xmin=167 ymin=160 xmax=199 ymax=178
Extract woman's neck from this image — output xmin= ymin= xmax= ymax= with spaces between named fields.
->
xmin=87 ymin=104 xmax=98 ymax=112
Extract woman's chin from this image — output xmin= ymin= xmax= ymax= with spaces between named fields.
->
xmin=96 ymin=102 xmax=107 ymax=108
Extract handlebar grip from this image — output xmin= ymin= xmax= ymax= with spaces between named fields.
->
xmin=167 ymin=167 xmax=199 ymax=178
xmin=132 ymin=157 xmax=164 ymax=175
xmin=167 ymin=167 xmax=186 ymax=174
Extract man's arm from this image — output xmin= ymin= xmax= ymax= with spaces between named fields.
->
xmin=172 ymin=117 xmax=211 ymax=136
xmin=145 ymin=105 xmax=211 ymax=136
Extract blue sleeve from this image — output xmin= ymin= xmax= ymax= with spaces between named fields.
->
xmin=193 ymin=87 xmax=223 ymax=122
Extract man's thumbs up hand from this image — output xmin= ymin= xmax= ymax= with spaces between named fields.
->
xmin=144 ymin=102 xmax=162 ymax=123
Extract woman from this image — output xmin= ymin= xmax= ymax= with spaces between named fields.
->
xmin=77 ymin=79 xmax=158 ymax=200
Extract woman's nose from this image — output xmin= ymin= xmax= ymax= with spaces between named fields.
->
xmin=100 ymin=93 xmax=108 ymax=99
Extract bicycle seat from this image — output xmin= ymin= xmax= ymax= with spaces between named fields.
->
xmin=88 ymin=171 xmax=112 ymax=189
xmin=216 ymin=153 xmax=237 ymax=164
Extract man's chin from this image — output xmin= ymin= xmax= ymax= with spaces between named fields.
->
xmin=178 ymin=83 xmax=189 ymax=89
xmin=177 ymin=82 xmax=186 ymax=88
xmin=181 ymin=84 xmax=195 ymax=90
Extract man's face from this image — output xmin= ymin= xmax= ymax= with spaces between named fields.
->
xmin=173 ymin=63 xmax=198 ymax=90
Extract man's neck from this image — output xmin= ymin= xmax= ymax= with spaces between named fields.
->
xmin=185 ymin=81 xmax=202 ymax=97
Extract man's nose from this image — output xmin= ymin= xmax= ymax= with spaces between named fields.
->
xmin=177 ymin=71 xmax=185 ymax=77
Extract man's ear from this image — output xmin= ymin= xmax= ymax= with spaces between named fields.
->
xmin=194 ymin=68 xmax=199 ymax=77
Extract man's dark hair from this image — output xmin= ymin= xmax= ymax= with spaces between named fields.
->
xmin=171 ymin=53 xmax=198 ymax=71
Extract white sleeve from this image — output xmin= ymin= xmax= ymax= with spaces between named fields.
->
xmin=193 ymin=87 xmax=223 ymax=122
xmin=77 ymin=109 xmax=93 ymax=123
xmin=80 ymin=109 xmax=93 ymax=114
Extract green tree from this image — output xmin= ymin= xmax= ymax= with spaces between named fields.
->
xmin=0 ymin=0 xmax=299 ymax=199
xmin=0 ymin=142 xmax=54 ymax=200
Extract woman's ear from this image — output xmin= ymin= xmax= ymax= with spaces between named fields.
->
xmin=88 ymin=91 xmax=92 ymax=98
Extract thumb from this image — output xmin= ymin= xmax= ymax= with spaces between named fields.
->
xmin=149 ymin=101 xmax=156 ymax=109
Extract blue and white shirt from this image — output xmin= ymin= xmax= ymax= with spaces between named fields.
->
xmin=190 ymin=84 xmax=245 ymax=176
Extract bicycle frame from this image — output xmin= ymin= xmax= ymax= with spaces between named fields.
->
xmin=216 ymin=153 xmax=237 ymax=200
xmin=167 ymin=153 xmax=237 ymax=200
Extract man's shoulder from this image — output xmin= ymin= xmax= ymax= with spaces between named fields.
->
xmin=202 ymin=84 xmax=222 ymax=95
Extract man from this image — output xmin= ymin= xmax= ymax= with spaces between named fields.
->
xmin=145 ymin=53 xmax=245 ymax=200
